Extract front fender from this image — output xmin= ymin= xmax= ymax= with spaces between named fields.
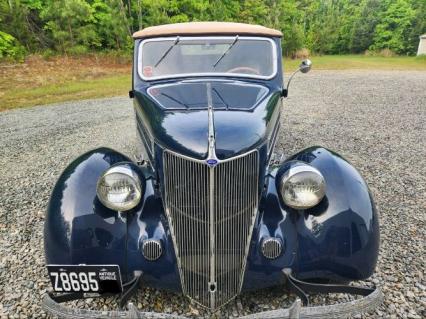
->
xmin=44 ymin=148 xmax=133 ymax=279
xmin=243 ymin=146 xmax=379 ymax=290
xmin=285 ymin=147 xmax=380 ymax=281
xmin=44 ymin=147 xmax=181 ymax=290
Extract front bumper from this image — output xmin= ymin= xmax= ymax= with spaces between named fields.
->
xmin=43 ymin=286 xmax=382 ymax=319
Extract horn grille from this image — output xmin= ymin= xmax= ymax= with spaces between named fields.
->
xmin=163 ymin=150 xmax=259 ymax=309
xmin=261 ymin=238 xmax=282 ymax=259
xmin=142 ymin=239 xmax=163 ymax=261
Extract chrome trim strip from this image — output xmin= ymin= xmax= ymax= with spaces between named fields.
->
xmin=207 ymin=83 xmax=216 ymax=309
xmin=206 ymin=83 xmax=218 ymax=164
xmin=137 ymin=36 xmax=278 ymax=81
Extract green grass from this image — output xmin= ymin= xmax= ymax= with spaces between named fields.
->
xmin=0 ymin=75 xmax=130 ymax=111
xmin=1 ymin=55 xmax=425 ymax=111
xmin=283 ymin=55 xmax=426 ymax=71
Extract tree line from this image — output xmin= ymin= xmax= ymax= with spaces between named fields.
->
xmin=1 ymin=0 xmax=425 ymax=60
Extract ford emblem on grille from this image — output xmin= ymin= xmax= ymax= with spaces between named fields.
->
xmin=206 ymin=158 xmax=218 ymax=167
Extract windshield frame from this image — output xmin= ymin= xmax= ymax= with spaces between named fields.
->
xmin=137 ymin=36 xmax=278 ymax=81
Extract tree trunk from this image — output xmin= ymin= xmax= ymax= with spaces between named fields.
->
xmin=119 ymin=0 xmax=133 ymax=36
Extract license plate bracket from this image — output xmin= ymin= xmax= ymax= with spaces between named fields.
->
xmin=47 ymin=265 xmax=122 ymax=294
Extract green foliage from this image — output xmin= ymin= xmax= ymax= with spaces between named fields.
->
xmin=0 ymin=0 xmax=425 ymax=60
xmin=0 ymin=31 xmax=26 ymax=61
xmin=92 ymin=0 xmax=132 ymax=50
xmin=350 ymin=0 xmax=382 ymax=53
xmin=305 ymin=1 xmax=340 ymax=54
xmin=40 ymin=0 xmax=100 ymax=53
xmin=0 ymin=0 xmax=47 ymax=51
xmin=370 ymin=0 xmax=416 ymax=54
xmin=277 ymin=0 xmax=305 ymax=56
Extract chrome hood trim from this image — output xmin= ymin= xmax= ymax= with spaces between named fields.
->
xmin=206 ymin=83 xmax=219 ymax=167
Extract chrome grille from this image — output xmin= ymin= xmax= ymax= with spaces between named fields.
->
xmin=163 ymin=150 xmax=259 ymax=309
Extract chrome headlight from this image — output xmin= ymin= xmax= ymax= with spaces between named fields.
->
xmin=96 ymin=164 xmax=142 ymax=211
xmin=280 ymin=163 xmax=326 ymax=209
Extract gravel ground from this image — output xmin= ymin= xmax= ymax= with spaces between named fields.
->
xmin=0 ymin=70 xmax=425 ymax=318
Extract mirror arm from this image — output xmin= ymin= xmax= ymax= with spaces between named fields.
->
xmin=283 ymin=68 xmax=301 ymax=98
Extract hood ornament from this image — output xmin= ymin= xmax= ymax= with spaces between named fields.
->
xmin=206 ymin=83 xmax=219 ymax=167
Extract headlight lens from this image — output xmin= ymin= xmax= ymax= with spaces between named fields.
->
xmin=280 ymin=163 xmax=326 ymax=209
xmin=96 ymin=165 xmax=142 ymax=211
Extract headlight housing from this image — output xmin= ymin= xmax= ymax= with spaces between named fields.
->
xmin=96 ymin=164 xmax=142 ymax=211
xmin=280 ymin=163 xmax=326 ymax=209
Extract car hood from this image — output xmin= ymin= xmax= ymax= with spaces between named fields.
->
xmin=134 ymin=80 xmax=281 ymax=160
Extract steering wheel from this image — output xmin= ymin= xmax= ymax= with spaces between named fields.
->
xmin=226 ymin=66 xmax=260 ymax=75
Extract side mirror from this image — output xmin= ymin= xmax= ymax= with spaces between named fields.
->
xmin=299 ymin=59 xmax=312 ymax=74
xmin=282 ymin=59 xmax=313 ymax=97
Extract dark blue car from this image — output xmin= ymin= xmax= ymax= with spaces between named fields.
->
xmin=43 ymin=22 xmax=382 ymax=318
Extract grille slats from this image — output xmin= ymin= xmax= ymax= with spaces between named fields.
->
xmin=261 ymin=238 xmax=282 ymax=259
xmin=163 ymin=150 xmax=259 ymax=309
xmin=142 ymin=240 xmax=163 ymax=261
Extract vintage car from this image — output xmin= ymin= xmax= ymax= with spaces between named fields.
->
xmin=43 ymin=22 xmax=382 ymax=318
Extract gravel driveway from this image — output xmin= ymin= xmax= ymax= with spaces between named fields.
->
xmin=0 ymin=70 xmax=425 ymax=318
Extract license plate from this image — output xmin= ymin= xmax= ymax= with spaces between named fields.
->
xmin=47 ymin=265 xmax=122 ymax=294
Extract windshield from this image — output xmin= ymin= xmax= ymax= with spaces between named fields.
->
xmin=138 ymin=36 xmax=276 ymax=80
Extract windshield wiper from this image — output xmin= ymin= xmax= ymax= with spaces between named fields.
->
xmin=213 ymin=35 xmax=239 ymax=68
xmin=212 ymin=88 xmax=229 ymax=110
xmin=154 ymin=36 xmax=180 ymax=67
xmin=160 ymin=92 xmax=189 ymax=109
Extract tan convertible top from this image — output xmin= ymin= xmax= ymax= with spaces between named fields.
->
xmin=133 ymin=22 xmax=282 ymax=39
